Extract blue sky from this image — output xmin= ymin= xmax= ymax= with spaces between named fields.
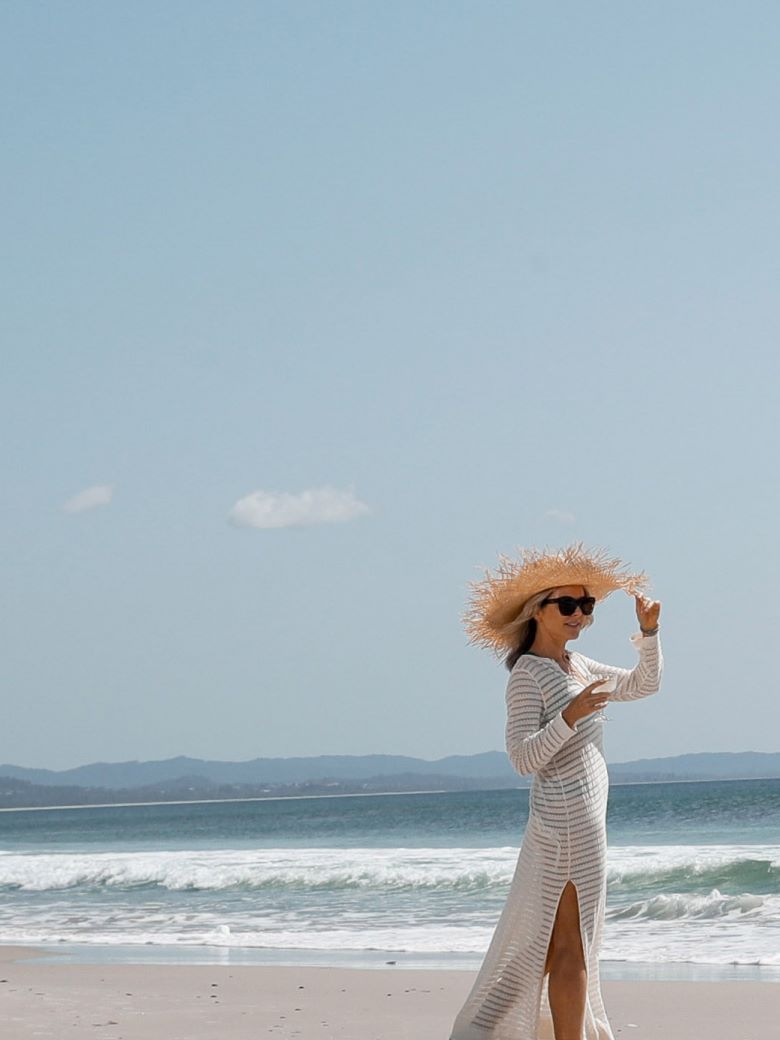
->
xmin=3 ymin=2 xmax=779 ymax=770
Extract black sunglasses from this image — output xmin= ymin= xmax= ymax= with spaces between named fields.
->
xmin=541 ymin=595 xmax=596 ymax=617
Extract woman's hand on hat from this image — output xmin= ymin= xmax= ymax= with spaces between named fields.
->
xmin=632 ymin=591 xmax=661 ymax=631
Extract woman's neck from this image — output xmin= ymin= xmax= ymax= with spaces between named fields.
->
xmin=529 ymin=630 xmax=570 ymax=663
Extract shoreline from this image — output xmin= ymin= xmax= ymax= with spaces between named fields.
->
xmin=4 ymin=943 xmax=780 ymax=983
xmin=0 ymin=947 xmax=776 ymax=1040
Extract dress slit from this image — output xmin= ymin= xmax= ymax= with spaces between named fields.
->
xmin=543 ymin=879 xmax=586 ymax=978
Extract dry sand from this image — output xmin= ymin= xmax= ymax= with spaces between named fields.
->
xmin=0 ymin=946 xmax=776 ymax=1039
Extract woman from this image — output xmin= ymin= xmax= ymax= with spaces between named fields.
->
xmin=448 ymin=544 xmax=662 ymax=1040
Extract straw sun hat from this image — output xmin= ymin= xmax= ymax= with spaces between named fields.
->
xmin=463 ymin=542 xmax=649 ymax=655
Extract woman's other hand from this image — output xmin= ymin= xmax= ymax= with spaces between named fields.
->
xmin=632 ymin=591 xmax=661 ymax=631
xmin=562 ymin=680 xmax=612 ymax=728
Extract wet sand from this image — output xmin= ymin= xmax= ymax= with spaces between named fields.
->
xmin=0 ymin=946 xmax=775 ymax=1039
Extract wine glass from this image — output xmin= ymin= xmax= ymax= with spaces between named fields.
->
xmin=592 ymin=675 xmax=616 ymax=722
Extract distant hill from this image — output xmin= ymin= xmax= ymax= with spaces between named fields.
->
xmin=609 ymin=751 xmax=780 ymax=782
xmin=0 ymin=772 xmax=512 ymax=809
xmin=0 ymin=750 xmax=778 ymax=810
xmin=0 ymin=752 xmax=511 ymax=789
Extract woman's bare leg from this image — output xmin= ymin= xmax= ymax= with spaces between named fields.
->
xmin=545 ymin=880 xmax=587 ymax=1040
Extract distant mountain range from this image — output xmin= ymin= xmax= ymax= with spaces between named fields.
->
xmin=0 ymin=750 xmax=777 ymax=808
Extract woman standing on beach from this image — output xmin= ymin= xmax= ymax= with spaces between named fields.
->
xmin=448 ymin=544 xmax=662 ymax=1040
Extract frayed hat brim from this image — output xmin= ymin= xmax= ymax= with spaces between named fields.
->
xmin=463 ymin=542 xmax=649 ymax=654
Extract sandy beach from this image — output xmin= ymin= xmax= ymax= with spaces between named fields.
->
xmin=0 ymin=946 xmax=775 ymax=1040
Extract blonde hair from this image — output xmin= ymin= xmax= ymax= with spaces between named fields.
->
xmin=504 ymin=586 xmax=594 ymax=671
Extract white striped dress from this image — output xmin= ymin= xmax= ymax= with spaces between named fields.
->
xmin=449 ymin=631 xmax=663 ymax=1040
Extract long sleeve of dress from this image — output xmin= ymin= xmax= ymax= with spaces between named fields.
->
xmin=576 ymin=630 xmax=663 ymax=702
xmin=505 ymin=666 xmax=576 ymax=776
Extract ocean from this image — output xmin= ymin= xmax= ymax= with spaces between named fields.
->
xmin=0 ymin=778 xmax=778 ymax=979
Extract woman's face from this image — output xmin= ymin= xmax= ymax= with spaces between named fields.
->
xmin=535 ymin=584 xmax=589 ymax=643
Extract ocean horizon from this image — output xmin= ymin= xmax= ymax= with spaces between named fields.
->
xmin=3 ymin=770 xmax=780 ymax=815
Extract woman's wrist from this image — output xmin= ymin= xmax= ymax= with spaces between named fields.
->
xmin=640 ymin=625 xmax=659 ymax=636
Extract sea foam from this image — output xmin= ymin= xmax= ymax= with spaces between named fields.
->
xmin=0 ymin=844 xmax=778 ymax=894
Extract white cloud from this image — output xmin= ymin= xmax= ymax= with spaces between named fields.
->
xmin=228 ymin=486 xmax=370 ymax=530
xmin=543 ymin=508 xmax=576 ymax=525
xmin=62 ymin=484 xmax=114 ymax=514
